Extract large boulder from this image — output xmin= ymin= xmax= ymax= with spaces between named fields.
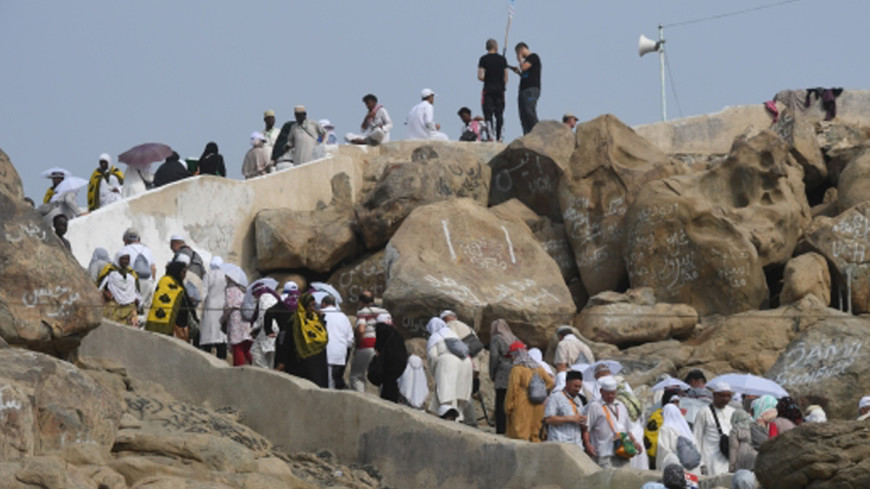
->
xmin=0 ymin=191 xmax=104 ymax=354
xmin=383 ymin=199 xmax=575 ymax=347
xmin=254 ymin=173 xmax=357 ymax=273
xmin=558 ymin=114 xmax=687 ymax=295
xmin=0 ymin=147 xmax=24 ymax=200
xmin=780 ymin=252 xmax=831 ymax=305
xmin=574 ymin=288 xmax=697 ymax=348
xmin=816 ymin=121 xmax=869 ymax=184
xmin=0 ymin=349 xmax=122 ymax=462
xmin=487 ymin=120 xmax=574 ymax=222
xmin=837 ymin=148 xmax=870 ymax=212
xmin=355 ymin=144 xmax=491 ymax=250
xmin=755 ymin=420 xmax=870 ymax=489
xmin=326 ymin=250 xmax=387 ymax=315
xmin=624 ymin=131 xmax=810 ymax=315
xmin=685 ymin=295 xmax=828 ymax=376
xmin=766 ymin=316 xmax=870 ymax=420
xmin=770 ymin=106 xmax=827 ymax=189
xmin=799 ymin=201 xmax=870 ymax=313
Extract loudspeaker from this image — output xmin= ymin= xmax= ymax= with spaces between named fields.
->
xmin=638 ymin=34 xmax=660 ymax=57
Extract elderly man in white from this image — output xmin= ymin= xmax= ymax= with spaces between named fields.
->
xmin=693 ymin=382 xmax=735 ymax=476
xmin=406 ymin=88 xmax=449 ymax=141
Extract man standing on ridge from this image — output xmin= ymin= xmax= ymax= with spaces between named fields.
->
xmin=510 ymin=41 xmax=542 ymax=135
xmin=284 ymin=105 xmax=326 ymax=166
xmin=478 ymin=39 xmax=508 ymax=142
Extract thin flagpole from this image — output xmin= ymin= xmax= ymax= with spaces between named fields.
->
xmin=503 ymin=1 xmax=515 ymax=57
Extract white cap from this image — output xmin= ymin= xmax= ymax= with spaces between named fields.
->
xmin=250 ymin=131 xmax=266 ymax=142
xmin=174 ymin=254 xmax=191 ymax=265
xmin=859 ymin=396 xmax=870 ymax=410
xmin=598 ymin=376 xmax=618 ymax=392
xmin=283 ymin=281 xmax=298 ymax=292
xmin=712 ymin=382 xmax=733 ymax=393
xmin=170 ymin=234 xmax=184 ymax=242
xmin=376 ymin=313 xmax=392 ymax=324
xmin=421 ymin=88 xmax=436 ymax=99
xmin=99 ymin=153 xmax=111 ymax=163
xmin=318 ymin=119 xmax=334 ymax=129
xmin=439 ymin=310 xmax=456 ymax=320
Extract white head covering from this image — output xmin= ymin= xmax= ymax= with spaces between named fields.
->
xmin=712 ymin=382 xmax=732 ymax=393
xmin=283 ymin=281 xmax=298 ymax=293
xmin=421 ymin=88 xmax=436 ymax=99
xmin=318 ymin=119 xmax=334 ymax=129
xmin=661 ymin=403 xmax=694 ymax=439
xmin=115 ymin=245 xmax=135 ymax=265
xmin=426 ymin=317 xmax=447 ymax=336
xmin=209 ymin=256 xmax=224 ymax=270
xmin=426 ymin=317 xmax=455 ymax=352
xmin=439 ymin=310 xmax=456 ymax=320
xmin=170 ymin=234 xmax=185 ymax=242
xmin=528 ymin=348 xmax=543 ymax=364
xmin=598 ymin=375 xmax=618 ymax=392
xmin=174 ymin=254 xmax=191 ymax=266
xmin=376 ymin=313 xmax=392 ymax=325
xmin=398 ymin=355 xmax=429 ymax=409
xmin=250 ymin=131 xmax=266 ymax=143
xmin=805 ymin=405 xmax=827 ymax=423
xmin=99 ymin=153 xmax=111 ymax=164
xmin=859 ymin=396 xmax=870 ymax=410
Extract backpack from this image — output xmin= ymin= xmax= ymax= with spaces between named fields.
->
xmin=293 ymin=301 xmax=328 ymax=359
xmin=461 ymin=332 xmax=485 ymax=357
xmin=444 ymin=337 xmax=470 ymax=359
xmin=528 ymin=372 xmax=548 ymax=404
xmin=132 ymin=251 xmax=151 ymax=279
xmin=676 ymin=435 xmax=702 ymax=469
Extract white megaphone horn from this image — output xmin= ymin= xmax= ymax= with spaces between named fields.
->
xmin=638 ymin=34 xmax=661 ymax=57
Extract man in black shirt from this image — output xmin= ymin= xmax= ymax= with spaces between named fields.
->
xmin=477 ymin=39 xmax=508 ymax=142
xmin=511 ymin=42 xmax=542 ymax=135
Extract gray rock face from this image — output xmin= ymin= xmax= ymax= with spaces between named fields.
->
xmin=800 ymin=201 xmax=870 ymax=313
xmin=755 ymin=420 xmax=870 ymax=489
xmin=487 ymin=120 xmax=574 ymax=222
xmin=779 ymin=252 xmax=831 ymax=305
xmin=558 ymin=114 xmax=687 ymax=296
xmin=0 ymin=348 xmax=122 ymax=462
xmin=837 ymin=148 xmax=870 ymax=212
xmin=327 ymin=250 xmax=387 ymax=314
xmin=770 ymin=106 xmax=827 ymax=189
xmin=383 ymin=198 xmax=575 ymax=347
xmin=624 ymin=131 xmax=811 ymax=315
xmin=254 ymin=173 xmax=357 ymax=274
xmin=0 ymin=191 xmax=104 ymax=354
xmin=0 ymin=147 xmax=24 ymax=200
xmin=355 ymin=144 xmax=491 ymax=250
xmin=766 ymin=317 xmax=870 ymax=420
xmin=574 ymin=288 xmax=697 ymax=348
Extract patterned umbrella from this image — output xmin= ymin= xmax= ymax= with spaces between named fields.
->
xmin=118 ymin=143 xmax=173 ymax=171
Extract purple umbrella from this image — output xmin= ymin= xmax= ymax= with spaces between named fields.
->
xmin=118 ymin=143 xmax=173 ymax=171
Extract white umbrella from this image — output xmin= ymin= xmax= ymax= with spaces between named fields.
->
xmin=41 ymin=167 xmax=71 ymax=179
xmin=583 ymin=360 xmax=623 ymax=383
xmin=652 ymin=376 xmax=691 ymax=392
xmin=220 ymin=263 xmax=248 ymax=288
xmin=708 ymin=373 xmax=789 ymax=399
xmin=310 ymin=282 xmax=342 ymax=306
xmin=50 ymin=176 xmax=88 ymax=202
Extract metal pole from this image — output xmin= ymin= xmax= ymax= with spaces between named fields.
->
xmin=659 ymin=25 xmax=667 ymax=121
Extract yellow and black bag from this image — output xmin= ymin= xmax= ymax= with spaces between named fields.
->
xmin=293 ymin=299 xmax=328 ymax=359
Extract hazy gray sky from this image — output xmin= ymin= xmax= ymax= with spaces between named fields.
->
xmin=2 ymin=0 xmax=866 ymax=201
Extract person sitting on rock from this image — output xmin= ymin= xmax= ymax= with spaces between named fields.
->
xmin=457 ymin=106 xmax=491 ymax=142
xmin=406 ymin=89 xmax=449 ymax=141
xmin=100 ymin=248 xmax=140 ymax=327
xmin=554 ymin=325 xmax=595 ymax=372
xmin=346 ymin=93 xmax=393 ymax=145
xmin=152 ymin=152 xmax=192 ymax=188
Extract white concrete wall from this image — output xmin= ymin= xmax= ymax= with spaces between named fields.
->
xmin=77 ymin=321 xmax=604 ymax=489
xmin=67 ymin=154 xmax=364 ymax=275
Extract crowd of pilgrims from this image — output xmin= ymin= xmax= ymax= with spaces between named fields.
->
xmin=84 ymin=227 xmax=870 ymax=489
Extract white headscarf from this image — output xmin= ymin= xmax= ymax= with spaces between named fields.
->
xmin=529 ymin=348 xmax=554 ymax=377
xmin=426 ymin=317 xmax=456 ymax=352
xmin=210 ymin=255 xmax=224 ymax=270
xmin=661 ymin=403 xmax=693 ymax=439
xmin=100 ymin=247 xmax=140 ymax=306
xmin=398 ymin=355 xmax=429 ymax=409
